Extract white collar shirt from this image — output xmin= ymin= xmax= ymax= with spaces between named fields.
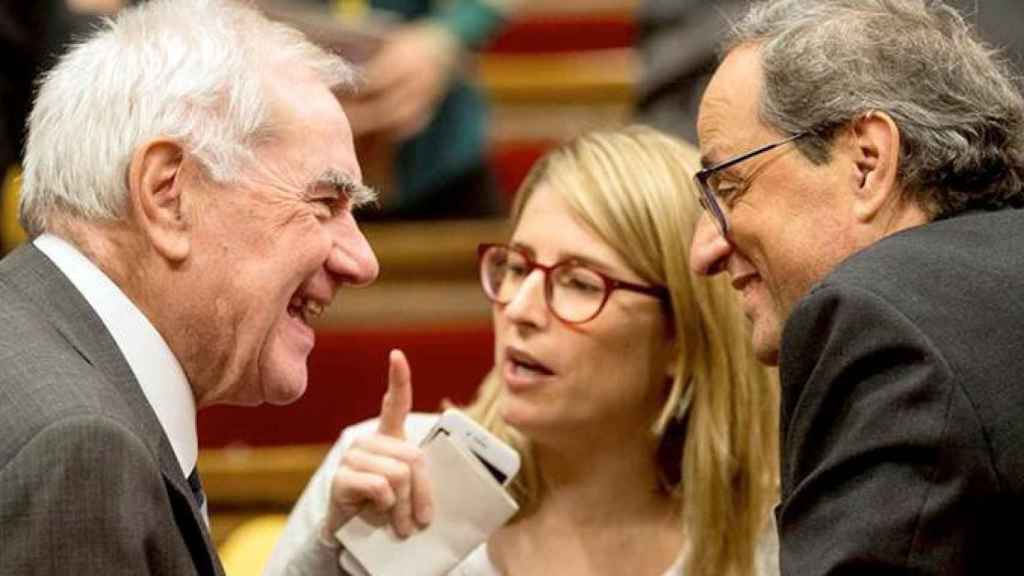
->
xmin=33 ymin=233 xmax=198 ymax=480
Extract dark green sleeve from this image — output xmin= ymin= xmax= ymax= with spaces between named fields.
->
xmin=431 ymin=0 xmax=505 ymax=49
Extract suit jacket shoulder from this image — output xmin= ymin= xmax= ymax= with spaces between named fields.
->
xmin=0 ymin=243 xmax=222 ymax=575
xmin=777 ymin=208 xmax=1024 ymax=574
xmin=821 ymin=209 xmax=1024 ymax=485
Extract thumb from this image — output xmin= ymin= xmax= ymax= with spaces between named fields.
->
xmin=377 ymin=349 xmax=412 ymax=438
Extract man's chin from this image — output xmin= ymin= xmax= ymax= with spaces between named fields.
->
xmin=263 ymin=376 xmax=309 ymax=406
xmin=257 ymin=356 xmax=311 ymax=405
xmin=253 ymin=340 xmax=314 ymax=404
xmin=750 ymin=321 xmax=781 ymax=366
xmin=207 ymin=382 xmax=300 ymax=407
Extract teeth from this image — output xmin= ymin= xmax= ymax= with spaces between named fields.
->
xmin=513 ymin=361 xmax=546 ymax=377
xmin=304 ymin=300 xmax=324 ymax=319
xmin=289 ymin=295 xmax=325 ymax=323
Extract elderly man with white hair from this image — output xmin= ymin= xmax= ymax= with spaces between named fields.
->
xmin=0 ymin=0 xmax=379 ymax=573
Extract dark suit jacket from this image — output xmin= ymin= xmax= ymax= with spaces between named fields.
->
xmin=0 ymin=244 xmax=223 ymax=575
xmin=777 ymin=208 xmax=1024 ymax=574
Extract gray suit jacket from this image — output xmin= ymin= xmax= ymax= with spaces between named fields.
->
xmin=0 ymin=244 xmax=223 ymax=575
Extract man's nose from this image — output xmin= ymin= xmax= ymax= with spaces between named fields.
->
xmin=326 ymin=215 xmax=379 ymax=287
xmin=689 ymin=214 xmax=732 ymax=276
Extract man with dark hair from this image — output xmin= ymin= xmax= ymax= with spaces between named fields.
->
xmin=689 ymin=0 xmax=1024 ymax=573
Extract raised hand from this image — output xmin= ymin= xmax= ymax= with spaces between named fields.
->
xmin=322 ymin=350 xmax=434 ymax=543
xmin=341 ymin=23 xmax=460 ymax=142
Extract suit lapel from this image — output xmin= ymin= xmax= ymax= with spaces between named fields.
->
xmin=0 ymin=243 xmax=224 ymax=575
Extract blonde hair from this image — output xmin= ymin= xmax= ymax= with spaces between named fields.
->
xmin=461 ymin=126 xmax=779 ymax=576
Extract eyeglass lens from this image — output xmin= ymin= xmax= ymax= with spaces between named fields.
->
xmin=480 ymin=245 xmax=608 ymax=323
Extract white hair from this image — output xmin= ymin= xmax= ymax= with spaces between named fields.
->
xmin=20 ymin=0 xmax=357 ymax=236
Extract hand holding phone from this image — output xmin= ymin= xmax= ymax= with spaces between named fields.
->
xmin=337 ymin=409 xmax=522 ymax=576
xmin=322 ymin=350 xmax=434 ymax=543
xmin=331 ymin=356 xmax=522 ymax=575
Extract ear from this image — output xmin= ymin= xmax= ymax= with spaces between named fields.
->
xmin=126 ymin=139 xmax=192 ymax=262
xmin=849 ymin=111 xmax=901 ymax=223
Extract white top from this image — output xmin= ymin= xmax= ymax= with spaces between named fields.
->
xmin=264 ymin=414 xmax=779 ymax=576
xmin=34 ymin=234 xmax=197 ymax=478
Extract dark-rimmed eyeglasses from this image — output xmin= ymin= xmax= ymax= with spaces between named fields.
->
xmin=477 ymin=243 xmax=668 ymax=324
xmin=694 ymin=132 xmax=807 ymax=236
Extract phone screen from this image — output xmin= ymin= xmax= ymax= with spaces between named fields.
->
xmin=474 ymin=456 xmax=508 ymax=485
xmin=429 ymin=429 xmax=508 ymax=485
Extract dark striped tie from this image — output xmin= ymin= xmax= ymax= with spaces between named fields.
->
xmin=187 ymin=468 xmax=206 ymax=512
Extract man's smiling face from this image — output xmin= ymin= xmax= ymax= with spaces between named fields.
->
xmin=690 ymin=44 xmax=859 ymax=365
xmin=182 ymin=64 xmax=379 ymax=407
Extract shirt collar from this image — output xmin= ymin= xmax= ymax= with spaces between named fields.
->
xmin=34 ymin=233 xmax=198 ymax=477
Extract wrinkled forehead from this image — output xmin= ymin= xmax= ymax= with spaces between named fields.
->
xmin=259 ymin=64 xmax=361 ymax=181
xmin=696 ymin=45 xmax=769 ymax=167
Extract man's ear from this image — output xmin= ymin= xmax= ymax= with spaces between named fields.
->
xmin=126 ymin=139 xmax=192 ymax=262
xmin=849 ymin=111 xmax=901 ymax=222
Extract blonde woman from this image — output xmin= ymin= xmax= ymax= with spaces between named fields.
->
xmin=266 ymin=126 xmax=779 ymax=576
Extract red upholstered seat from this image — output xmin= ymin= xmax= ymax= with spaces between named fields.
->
xmin=198 ymin=323 xmax=493 ymax=448
xmin=488 ymin=140 xmax=554 ymax=207
xmin=486 ymin=13 xmax=635 ymax=54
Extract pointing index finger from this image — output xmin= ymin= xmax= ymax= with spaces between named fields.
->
xmin=377 ymin=349 xmax=412 ymax=439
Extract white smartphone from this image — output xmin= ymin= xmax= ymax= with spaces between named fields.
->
xmin=422 ymin=409 xmax=521 ymax=487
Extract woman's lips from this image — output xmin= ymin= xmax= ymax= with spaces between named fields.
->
xmin=503 ymin=345 xmax=555 ymax=390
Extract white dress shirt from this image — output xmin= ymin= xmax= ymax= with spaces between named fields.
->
xmin=34 ymin=234 xmax=198 ymax=481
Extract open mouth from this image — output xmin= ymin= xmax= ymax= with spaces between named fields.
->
xmin=287 ymin=294 xmax=325 ymax=326
xmin=506 ymin=347 xmax=555 ymax=377
xmin=731 ymin=273 xmax=757 ymax=292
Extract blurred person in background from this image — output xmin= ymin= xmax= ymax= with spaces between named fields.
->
xmin=3 ymin=0 xmax=501 ymax=249
xmin=0 ymin=0 xmax=378 ymax=572
xmin=1 ymin=0 xmax=136 ymax=253
xmin=265 ymin=126 xmax=780 ymax=576
xmin=282 ymin=0 xmax=511 ymax=221
xmin=633 ymin=0 xmax=749 ymax=144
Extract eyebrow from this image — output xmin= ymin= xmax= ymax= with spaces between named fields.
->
xmin=699 ymin=148 xmax=754 ymax=179
xmin=509 ymin=241 xmax=621 ymax=275
xmin=312 ymin=169 xmax=378 ymax=209
xmin=700 ymin=145 xmax=730 ymax=170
